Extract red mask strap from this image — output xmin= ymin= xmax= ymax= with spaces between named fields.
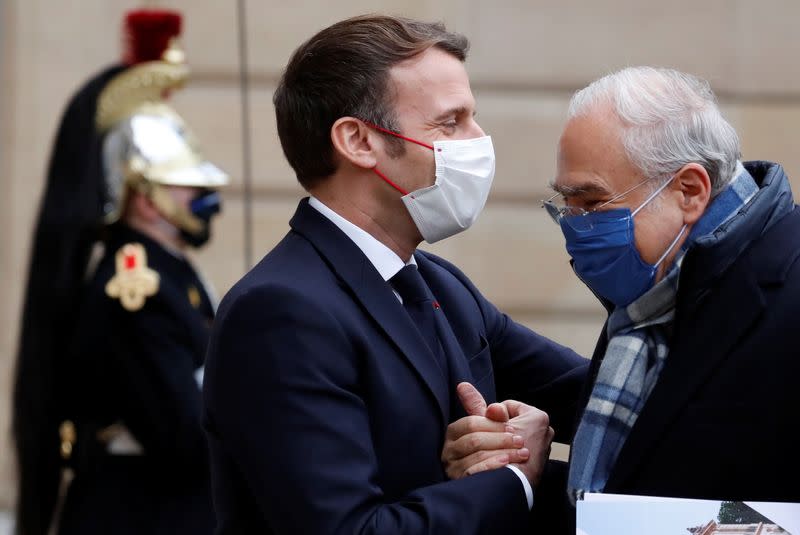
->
xmin=362 ymin=121 xmax=434 ymax=151
xmin=372 ymin=167 xmax=409 ymax=196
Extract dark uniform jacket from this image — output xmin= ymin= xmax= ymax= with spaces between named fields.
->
xmin=57 ymin=224 xmax=216 ymax=535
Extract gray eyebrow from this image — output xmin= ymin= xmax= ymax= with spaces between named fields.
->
xmin=548 ymin=180 xmax=612 ymax=197
xmin=548 ymin=181 xmax=576 ymax=196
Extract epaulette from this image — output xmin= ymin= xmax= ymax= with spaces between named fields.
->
xmin=105 ymin=242 xmax=160 ymax=311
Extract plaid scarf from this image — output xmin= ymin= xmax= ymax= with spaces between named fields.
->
xmin=567 ymin=165 xmax=758 ymax=502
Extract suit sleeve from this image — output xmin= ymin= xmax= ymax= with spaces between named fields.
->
xmin=485 ymin=305 xmax=589 ymax=443
xmin=434 ymin=257 xmax=590 ymax=443
xmin=106 ymin=294 xmax=208 ymax=475
xmin=203 ymin=285 xmax=531 ymax=535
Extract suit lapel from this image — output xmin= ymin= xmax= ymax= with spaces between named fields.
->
xmin=289 ymin=199 xmax=450 ymax=425
xmin=437 ymin=318 xmax=473 ymax=422
xmin=415 ymin=254 xmax=478 ymax=421
xmin=607 ymin=255 xmax=765 ymax=488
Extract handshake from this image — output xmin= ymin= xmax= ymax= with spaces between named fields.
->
xmin=442 ymin=383 xmax=555 ymax=487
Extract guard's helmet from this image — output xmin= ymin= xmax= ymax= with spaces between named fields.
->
xmin=95 ymin=13 xmax=229 ymax=236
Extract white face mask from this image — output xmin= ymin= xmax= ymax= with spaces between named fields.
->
xmin=367 ymin=120 xmax=496 ymax=244
xmin=401 ymin=136 xmax=495 ymax=243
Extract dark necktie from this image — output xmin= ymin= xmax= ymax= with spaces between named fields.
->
xmin=390 ymin=265 xmax=448 ymax=376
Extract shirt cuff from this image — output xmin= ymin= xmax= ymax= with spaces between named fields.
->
xmin=505 ymin=465 xmax=533 ymax=510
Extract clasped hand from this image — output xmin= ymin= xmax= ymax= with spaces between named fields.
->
xmin=441 ymin=382 xmax=554 ymax=487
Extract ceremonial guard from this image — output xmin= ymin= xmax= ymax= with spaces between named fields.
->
xmin=13 ymin=8 xmax=228 ymax=535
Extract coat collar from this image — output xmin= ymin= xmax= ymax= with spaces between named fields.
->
xmin=289 ymin=198 xmax=451 ymax=425
xmin=678 ymin=161 xmax=794 ymax=299
xmin=606 ymin=254 xmax=765 ymax=489
xmin=607 ymin=206 xmax=800 ymax=489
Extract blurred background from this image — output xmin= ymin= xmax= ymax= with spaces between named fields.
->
xmin=1 ymin=0 xmax=799 ymax=529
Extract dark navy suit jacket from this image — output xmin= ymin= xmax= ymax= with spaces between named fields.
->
xmin=203 ymin=199 xmax=588 ymax=534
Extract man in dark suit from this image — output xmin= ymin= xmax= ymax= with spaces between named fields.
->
xmin=202 ymin=14 xmax=588 ymax=534
xmin=444 ymin=66 xmax=800 ymax=515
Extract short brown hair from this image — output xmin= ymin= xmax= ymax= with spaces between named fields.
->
xmin=273 ymin=14 xmax=469 ymax=190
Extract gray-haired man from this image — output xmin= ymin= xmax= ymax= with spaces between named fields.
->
xmin=444 ymin=66 xmax=800 ymax=517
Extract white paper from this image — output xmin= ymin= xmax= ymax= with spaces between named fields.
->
xmin=578 ymin=493 xmax=798 ymax=535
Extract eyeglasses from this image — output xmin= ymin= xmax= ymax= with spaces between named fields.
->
xmin=541 ymin=177 xmax=657 ymax=231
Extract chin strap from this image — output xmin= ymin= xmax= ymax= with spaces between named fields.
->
xmin=127 ymin=175 xmax=204 ymax=235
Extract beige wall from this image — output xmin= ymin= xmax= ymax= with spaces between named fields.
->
xmin=2 ymin=0 xmax=800 ymax=512
xmin=1 ymin=0 xmax=18 ymax=511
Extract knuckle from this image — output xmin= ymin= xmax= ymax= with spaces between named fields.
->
xmin=450 ymin=417 xmax=469 ymax=436
xmin=449 ymin=442 xmax=465 ymax=458
xmin=446 ymin=465 xmax=459 ymax=479
xmin=468 ymin=434 xmax=483 ymax=451
xmin=504 ymin=432 xmax=517 ymax=447
xmin=538 ymin=411 xmax=550 ymax=427
xmin=468 ymin=398 xmax=484 ymax=412
xmin=465 ymin=462 xmax=485 ymax=477
xmin=475 ymin=450 xmax=494 ymax=463
xmin=465 ymin=416 xmax=482 ymax=433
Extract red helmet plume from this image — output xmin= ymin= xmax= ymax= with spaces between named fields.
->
xmin=123 ymin=9 xmax=182 ymax=65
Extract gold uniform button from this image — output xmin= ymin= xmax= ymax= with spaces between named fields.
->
xmin=187 ymin=285 xmax=201 ymax=308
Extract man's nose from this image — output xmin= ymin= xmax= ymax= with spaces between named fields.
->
xmin=466 ymin=117 xmax=485 ymax=138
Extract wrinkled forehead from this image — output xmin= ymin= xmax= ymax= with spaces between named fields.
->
xmin=553 ymin=108 xmax=641 ymax=195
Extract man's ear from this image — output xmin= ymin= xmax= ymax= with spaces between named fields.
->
xmin=674 ymin=163 xmax=711 ymax=225
xmin=330 ymin=117 xmax=378 ymax=170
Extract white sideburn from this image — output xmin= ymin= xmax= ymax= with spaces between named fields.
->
xmin=402 ymin=135 xmax=495 ymax=243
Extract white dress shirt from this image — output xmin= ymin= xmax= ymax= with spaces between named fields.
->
xmin=308 ymin=196 xmax=534 ymax=509
xmin=308 ymin=196 xmax=414 ymax=286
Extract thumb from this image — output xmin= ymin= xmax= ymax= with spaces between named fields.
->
xmin=502 ymin=399 xmax=529 ymax=419
xmin=485 ymin=402 xmax=510 ymax=423
xmin=457 ymin=382 xmax=487 ymax=416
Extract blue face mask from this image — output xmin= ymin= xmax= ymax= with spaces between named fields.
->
xmin=559 ymin=178 xmax=686 ymax=308
xmin=180 ymin=190 xmax=222 ymax=248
